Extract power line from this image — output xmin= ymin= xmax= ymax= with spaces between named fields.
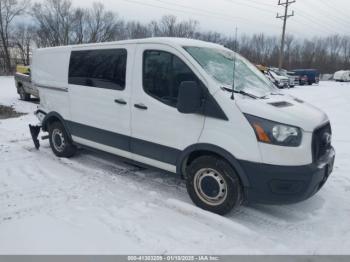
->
xmin=293 ymin=7 xmax=345 ymax=35
xmin=151 ymin=0 xmax=262 ymax=23
xmin=318 ymin=0 xmax=350 ymax=19
xmin=223 ymin=0 xmax=275 ymax=14
xmin=120 ymin=0 xmax=284 ymax=32
xmin=290 ymin=17 xmax=336 ymax=36
xmin=227 ymin=0 xmax=344 ymax=36
xmin=311 ymin=0 xmax=350 ymax=27
xmin=276 ymin=0 xmax=295 ymax=69
xmin=236 ymin=0 xmax=272 ymax=8
xmin=222 ymin=0 xmax=302 ymax=35
xmin=121 ymin=0 xmax=344 ymax=38
xmin=153 ymin=0 xmax=284 ymax=27
xmin=295 ymin=2 xmax=350 ymax=31
xmin=298 ymin=4 xmax=349 ymax=30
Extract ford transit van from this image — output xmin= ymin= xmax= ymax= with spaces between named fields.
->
xmin=30 ymin=38 xmax=335 ymax=215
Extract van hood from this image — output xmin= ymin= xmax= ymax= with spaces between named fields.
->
xmin=235 ymin=93 xmax=328 ymax=132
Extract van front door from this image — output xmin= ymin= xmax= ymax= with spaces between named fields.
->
xmin=130 ymin=45 xmax=206 ymax=172
xmin=68 ymin=47 xmax=132 ymax=159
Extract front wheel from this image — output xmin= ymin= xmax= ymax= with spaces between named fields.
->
xmin=186 ymin=156 xmax=242 ymax=215
xmin=48 ymin=121 xmax=77 ymax=158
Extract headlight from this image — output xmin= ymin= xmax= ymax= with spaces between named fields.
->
xmin=245 ymin=114 xmax=302 ymax=147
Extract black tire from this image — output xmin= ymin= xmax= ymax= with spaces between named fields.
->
xmin=185 ymin=156 xmax=242 ymax=215
xmin=18 ymin=85 xmax=30 ymax=101
xmin=48 ymin=121 xmax=76 ymax=158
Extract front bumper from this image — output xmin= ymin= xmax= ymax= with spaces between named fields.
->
xmin=277 ymin=82 xmax=289 ymax=88
xmin=241 ymin=147 xmax=335 ymax=204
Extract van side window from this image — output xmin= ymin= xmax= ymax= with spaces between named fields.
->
xmin=143 ymin=50 xmax=199 ymax=107
xmin=69 ymin=49 xmax=127 ymax=90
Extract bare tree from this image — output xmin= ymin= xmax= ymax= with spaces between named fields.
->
xmin=155 ymin=15 xmax=198 ymax=38
xmin=125 ymin=21 xmax=151 ymax=39
xmin=341 ymin=36 xmax=350 ymax=68
xmin=0 ymin=0 xmax=28 ymax=73
xmin=13 ymin=23 xmax=35 ymax=65
xmin=85 ymin=2 xmax=123 ymax=43
xmin=174 ymin=19 xmax=198 ymax=38
xmin=284 ymin=35 xmax=294 ymax=68
xmin=71 ymin=7 xmax=87 ymax=44
xmin=2 ymin=1 xmax=350 ymax=75
xmin=196 ymin=31 xmax=223 ymax=43
xmin=148 ymin=20 xmax=160 ymax=37
xmin=158 ymin=15 xmax=177 ymax=37
xmin=31 ymin=0 xmax=74 ymax=47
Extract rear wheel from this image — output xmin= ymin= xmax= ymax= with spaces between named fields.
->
xmin=18 ymin=86 xmax=30 ymax=101
xmin=186 ymin=156 xmax=242 ymax=215
xmin=48 ymin=121 xmax=76 ymax=158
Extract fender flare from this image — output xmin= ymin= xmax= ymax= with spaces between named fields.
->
xmin=176 ymin=143 xmax=251 ymax=187
xmin=41 ymin=111 xmax=72 ymax=141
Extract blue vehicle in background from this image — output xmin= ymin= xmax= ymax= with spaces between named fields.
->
xmin=292 ymin=69 xmax=320 ymax=85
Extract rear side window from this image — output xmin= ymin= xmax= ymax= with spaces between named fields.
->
xmin=143 ymin=50 xmax=199 ymax=107
xmin=69 ymin=49 xmax=127 ymax=90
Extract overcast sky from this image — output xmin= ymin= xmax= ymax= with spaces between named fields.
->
xmin=71 ymin=0 xmax=350 ymax=38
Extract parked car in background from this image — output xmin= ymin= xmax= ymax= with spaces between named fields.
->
xmin=333 ymin=70 xmax=350 ymax=82
xmin=256 ymin=65 xmax=280 ymax=87
xmin=268 ymin=69 xmax=289 ymax=88
xmin=287 ymin=71 xmax=300 ymax=87
xmin=270 ymin=68 xmax=298 ymax=88
xmin=14 ymin=65 xmax=38 ymax=101
xmin=292 ymin=69 xmax=320 ymax=85
xmin=299 ymin=75 xmax=309 ymax=85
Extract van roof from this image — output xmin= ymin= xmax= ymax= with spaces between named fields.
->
xmin=35 ymin=37 xmax=224 ymax=51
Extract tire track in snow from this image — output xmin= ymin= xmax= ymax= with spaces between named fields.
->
xmin=16 ymin=135 xmax=318 ymax=243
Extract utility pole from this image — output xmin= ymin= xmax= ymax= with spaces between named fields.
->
xmin=277 ymin=0 xmax=295 ymax=70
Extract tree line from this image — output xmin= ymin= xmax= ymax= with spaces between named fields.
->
xmin=1 ymin=0 xmax=350 ymax=74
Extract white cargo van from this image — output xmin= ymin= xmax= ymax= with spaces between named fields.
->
xmin=334 ymin=70 xmax=350 ymax=82
xmin=30 ymin=38 xmax=335 ymax=215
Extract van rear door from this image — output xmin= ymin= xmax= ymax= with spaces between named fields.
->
xmin=130 ymin=44 xmax=206 ymax=172
xmin=67 ymin=47 xmax=133 ymax=159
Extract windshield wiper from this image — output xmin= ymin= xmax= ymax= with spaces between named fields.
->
xmin=221 ymin=86 xmax=259 ymax=99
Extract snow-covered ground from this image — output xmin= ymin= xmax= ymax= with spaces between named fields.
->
xmin=1 ymin=76 xmax=350 ymax=255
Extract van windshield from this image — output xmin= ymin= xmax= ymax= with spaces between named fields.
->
xmin=184 ymin=46 xmax=277 ymax=98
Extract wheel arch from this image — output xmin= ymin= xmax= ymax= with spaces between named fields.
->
xmin=41 ymin=111 xmax=72 ymax=141
xmin=176 ymin=143 xmax=250 ymax=187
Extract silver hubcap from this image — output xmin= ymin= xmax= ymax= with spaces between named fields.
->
xmin=52 ymin=129 xmax=66 ymax=152
xmin=194 ymin=168 xmax=228 ymax=206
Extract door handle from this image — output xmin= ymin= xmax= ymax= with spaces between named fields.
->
xmin=134 ymin=103 xmax=148 ymax=110
xmin=114 ymin=98 xmax=127 ymax=105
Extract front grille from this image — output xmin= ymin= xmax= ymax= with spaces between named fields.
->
xmin=312 ymin=122 xmax=332 ymax=162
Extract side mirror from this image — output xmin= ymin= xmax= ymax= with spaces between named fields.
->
xmin=177 ymin=81 xmax=202 ymax=114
